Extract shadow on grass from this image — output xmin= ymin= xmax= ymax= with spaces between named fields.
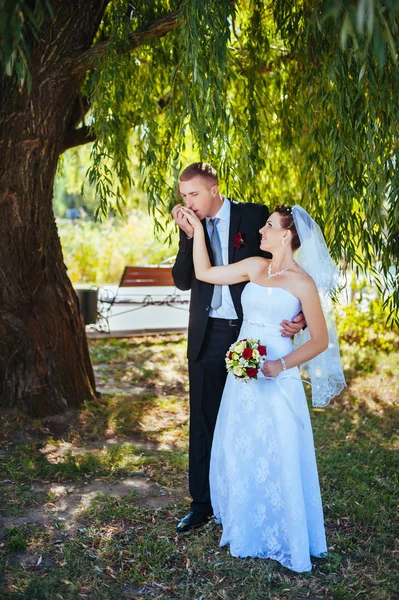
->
xmin=1 ymin=336 xmax=399 ymax=599
xmin=1 ymin=333 xmax=189 ymax=449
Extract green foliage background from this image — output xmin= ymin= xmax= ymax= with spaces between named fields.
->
xmin=2 ymin=0 xmax=399 ymax=319
xmin=58 ymin=215 xmax=178 ymax=284
xmin=82 ymin=0 xmax=399 ymax=322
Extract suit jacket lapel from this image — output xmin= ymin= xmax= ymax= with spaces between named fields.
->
xmin=228 ymin=200 xmax=242 ymax=263
xmin=202 ymin=219 xmax=214 ymax=265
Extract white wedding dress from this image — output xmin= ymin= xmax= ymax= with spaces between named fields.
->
xmin=210 ymin=283 xmax=327 ymax=572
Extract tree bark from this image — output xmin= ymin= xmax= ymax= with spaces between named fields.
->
xmin=62 ymin=125 xmax=97 ymax=153
xmin=0 ymin=0 xmax=110 ymax=416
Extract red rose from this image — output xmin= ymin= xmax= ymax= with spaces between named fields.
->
xmin=258 ymin=345 xmax=267 ymax=356
xmin=233 ymin=232 xmax=245 ymax=249
xmin=246 ymin=367 xmax=258 ymax=378
xmin=228 ymin=351 xmax=233 ymax=359
xmin=242 ymin=347 xmax=253 ymax=359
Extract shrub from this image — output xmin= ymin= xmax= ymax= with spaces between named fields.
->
xmin=58 ymin=212 xmax=178 ymax=284
xmin=337 ymin=287 xmax=399 ymax=354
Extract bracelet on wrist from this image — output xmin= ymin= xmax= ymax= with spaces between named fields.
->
xmin=280 ymin=357 xmax=287 ymax=371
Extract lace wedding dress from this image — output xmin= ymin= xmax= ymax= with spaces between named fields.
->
xmin=210 ymin=283 xmax=327 ymax=572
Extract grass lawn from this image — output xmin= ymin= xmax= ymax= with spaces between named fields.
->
xmin=0 ymin=334 xmax=398 ymax=600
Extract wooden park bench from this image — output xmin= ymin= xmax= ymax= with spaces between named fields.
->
xmin=95 ymin=263 xmax=190 ymax=333
xmin=115 ymin=266 xmax=176 ymax=287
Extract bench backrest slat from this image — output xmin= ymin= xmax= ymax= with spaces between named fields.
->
xmin=119 ymin=266 xmax=175 ymax=287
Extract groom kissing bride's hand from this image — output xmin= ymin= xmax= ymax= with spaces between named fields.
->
xmin=171 ymin=163 xmax=305 ymax=536
xmin=179 ymin=205 xmax=304 ymax=382
xmin=176 ymin=188 xmax=346 ymax=572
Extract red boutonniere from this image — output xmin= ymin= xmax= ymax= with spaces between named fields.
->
xmin=233 ymin=232 xmax=245 ymax=249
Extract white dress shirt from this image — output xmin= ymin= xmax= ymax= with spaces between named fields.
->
xmin=206 ymin=198 xmax=238 ymax=320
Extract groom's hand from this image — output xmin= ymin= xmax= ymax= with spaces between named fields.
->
xmin=280 ymin=312 xmax=306 ymax=337
xmin=172 ymin=204 xmax=194 ymax=238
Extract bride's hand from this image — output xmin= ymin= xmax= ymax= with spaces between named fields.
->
xmin=172 ymin=203 xmax=194 ymax=238
xmin=261 ymin=359 xmax=283 ymax=378
xmin=179 ymin=207 xmax=202 ymax=231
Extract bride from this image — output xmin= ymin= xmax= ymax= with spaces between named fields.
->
xmin=179 ymin=203 xmax=346 ymax=573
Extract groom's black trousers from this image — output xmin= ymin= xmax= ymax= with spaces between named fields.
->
xmin=188 ymin=317 xmax=240 ymax=515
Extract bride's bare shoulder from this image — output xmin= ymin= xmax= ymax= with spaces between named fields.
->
xmin=245 ymin=256 xmax=269 ymax=274
xmin=292 ymin=266 xmax=318 ymax=295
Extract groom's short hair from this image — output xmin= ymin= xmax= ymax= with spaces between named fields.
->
xmin=180 ymin=162 xmax=218 ymax=186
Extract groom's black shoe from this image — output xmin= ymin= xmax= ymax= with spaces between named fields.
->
xmin=176 ymin=511 xmax=212 ymax=533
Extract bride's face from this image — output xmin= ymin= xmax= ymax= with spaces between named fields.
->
xmin=259 ymin=212 xmax=288 ymax=251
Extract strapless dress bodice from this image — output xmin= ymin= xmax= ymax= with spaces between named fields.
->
xmin=239 ymin=283 xmax=302 ymax=360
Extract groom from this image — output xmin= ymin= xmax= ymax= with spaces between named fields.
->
xmin=172 ymin=162 xmax=304 ymax=532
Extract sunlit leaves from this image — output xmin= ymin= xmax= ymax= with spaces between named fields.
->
xmin=78 ymin=0 xmax=399 ymax=322
xmin=273 ymin=0 xmax=399 ymax=324
xmin=4 ymin=0 xmax=399 ymax=319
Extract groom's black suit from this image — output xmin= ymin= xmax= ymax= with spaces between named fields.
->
xmin=172 ymin=199 xmax=269 ymax=515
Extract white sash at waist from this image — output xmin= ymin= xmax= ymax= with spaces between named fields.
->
xmin=242 ymin=317 xmax=282 ymax=337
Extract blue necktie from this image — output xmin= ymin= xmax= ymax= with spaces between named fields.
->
xmin=208 ymin=218 xmax=223 ymax=310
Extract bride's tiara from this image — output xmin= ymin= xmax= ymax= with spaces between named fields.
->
xmin=275 ymin=204 xmax=293 ymax=215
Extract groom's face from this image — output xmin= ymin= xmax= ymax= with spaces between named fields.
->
xmin=179 ymin=176 xmax=219 ymax=220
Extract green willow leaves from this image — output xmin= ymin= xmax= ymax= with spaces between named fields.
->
xmin=0 ymin=0 xmax=53 ymax=90
xmin=1 ymin=0 xmax=398 ymax=320
xmin=274 ymin=0 xmax=399 ymax=322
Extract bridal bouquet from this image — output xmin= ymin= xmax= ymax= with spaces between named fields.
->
xmin=225 ymin=338 xmax=267 ymax=382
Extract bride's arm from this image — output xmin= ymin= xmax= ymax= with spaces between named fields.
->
xmin=262 ymin=277 xmax=328 ymax=377
xmin=180 ymin=207 xmax=264 ymax=285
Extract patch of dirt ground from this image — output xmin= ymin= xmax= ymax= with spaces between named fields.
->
xmin=0 ymin=473 xmax=181 ymax=531
xmin=0 ymin=338 xmax=189 ymax=539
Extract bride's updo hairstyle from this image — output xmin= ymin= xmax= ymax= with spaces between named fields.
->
xmin=274 ymin=205 xmax=301 ymax=251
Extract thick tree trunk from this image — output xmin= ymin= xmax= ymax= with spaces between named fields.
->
xmin=0 ymin=0 xmax=109 ymax=416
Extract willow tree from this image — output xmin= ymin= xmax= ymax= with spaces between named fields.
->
xmin=1 ymin=0 xmax=398 ymax=416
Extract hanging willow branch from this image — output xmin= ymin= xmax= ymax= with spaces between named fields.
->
xmin=2 ymin=0 xmax=398 ymax=320
xmin=71 ymin=8 xmax=181 ymax=76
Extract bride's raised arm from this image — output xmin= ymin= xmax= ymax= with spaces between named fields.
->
xmin=179 ymin=206 xmax=265 ymax=285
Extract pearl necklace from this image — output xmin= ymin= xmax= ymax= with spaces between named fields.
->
xmin=268 ymin=261 xmax=295 ymax=279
